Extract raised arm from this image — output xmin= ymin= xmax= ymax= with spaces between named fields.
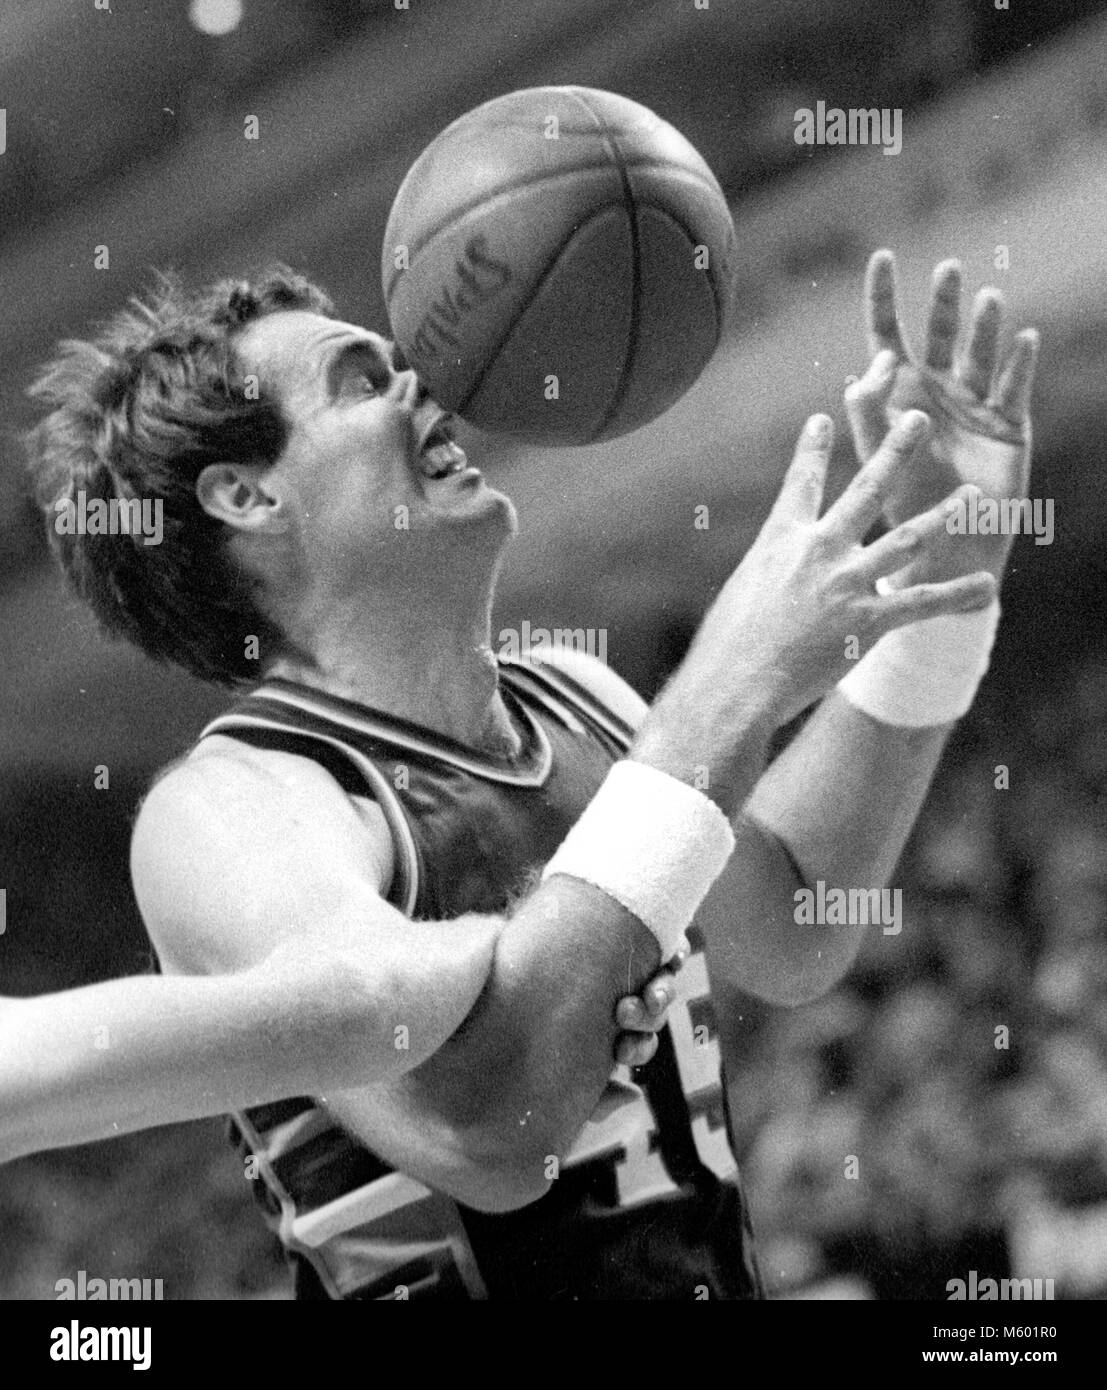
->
xmin=702 ymin=251 xmax=1039 ymax=1017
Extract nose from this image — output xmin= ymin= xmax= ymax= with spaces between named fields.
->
xmin=388 ymin=346 xmax=429 ymax=409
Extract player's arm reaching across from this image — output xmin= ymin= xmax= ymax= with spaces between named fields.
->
xmin=0 ymin=777 xmax=678 ymax=1203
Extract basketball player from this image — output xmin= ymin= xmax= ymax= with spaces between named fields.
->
xmin=2 ymin=250 xmax=1036 ymax=1299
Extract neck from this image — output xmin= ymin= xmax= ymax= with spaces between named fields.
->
xmin=265 ymin=566 xmax=521 ymax=758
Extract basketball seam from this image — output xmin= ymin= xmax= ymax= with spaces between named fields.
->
xmin=567 ymin=89 xmax=642 ymax=445
xmin=452 ymin=208 xmax=622 ymax=420
xmin=450 ymin=206 xmax=723 ymax=441
xmin=383 ymin=161 xmax=724 ymax=304
xmin=643 ymin=199 xmax=728 ymax=330
xmin=565 ymin=87 xmax=729 ymax=367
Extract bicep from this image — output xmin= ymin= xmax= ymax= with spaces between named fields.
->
xmin=131 ymin=750 xmax=396 ymax=974
xmin=130 ymin=753 xmax=502 ymax=1071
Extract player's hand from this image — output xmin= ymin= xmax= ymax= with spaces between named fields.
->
xmin=844 ymin=249 xmax=1039 ymax=583
xmin=611 ymin=936 xmax=689 ymax=1067
xmin=637 ymin=408 xmax=998 ymax=781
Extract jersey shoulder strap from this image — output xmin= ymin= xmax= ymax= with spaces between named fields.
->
xmin=497 ymin=653 xmax=638 ymax=751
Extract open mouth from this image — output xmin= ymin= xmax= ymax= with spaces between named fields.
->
xmin=416 ymin=414 xmax=471 ymax=480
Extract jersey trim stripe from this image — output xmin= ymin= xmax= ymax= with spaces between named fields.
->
xmin=291 ymin=1172 xmax=436 ymax=1248
xmin=206 ymin=678 xmax=555 ymax=787
xmin=502 ymin=657 xmax=638 ymax=749
xmin=231 ymin=1103 xmax=345 ymax=1300
xmin=500 ymin=664 xmax=590 ymax=736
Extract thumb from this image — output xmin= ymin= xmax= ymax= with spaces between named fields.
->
xmin=844 ymin=349 xmax=898 ymax=462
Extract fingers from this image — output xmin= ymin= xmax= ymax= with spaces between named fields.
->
xmin=615 ymin=1032 xmax=659 ymax=1069
xmin=865 ymin=249 xmax=911 ymax=361
xmin=844 ymin=348 xmax=898 ymax=462
xmin=989 ymin=328 xmax=1039 ymax=425
xmin=957 ymin=288 xmax=1003 ymax=400
xmin=878 ymin=570 xmax=998 ymax=629
xmin=773 ymin=414 xmax=833 ymax=523
xmin=613 ymin=948 xmax=686 ymax=1060
xmin=855 ymin=484 xmax=982 ymax=582
xmin=923 ymin=260 xmax=962 ymax=371
xmin=822 ymin=410 xmax=930 ymax=538
xmin=615 ymin=973 xmax=676 ymax=1032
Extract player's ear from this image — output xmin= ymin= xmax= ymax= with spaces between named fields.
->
xmin=196 ymin=463 xmax=289 ymax=534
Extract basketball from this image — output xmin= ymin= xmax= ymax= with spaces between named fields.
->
xmin=381 ymin=86 xmax=737 ymax=446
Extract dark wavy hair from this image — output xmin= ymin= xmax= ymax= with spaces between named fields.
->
xmin=25 ymin=264 xmax=335 ymax=686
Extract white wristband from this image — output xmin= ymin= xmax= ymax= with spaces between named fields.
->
xmin=541 ymin=759 xmax=736 ymax=959
xmin=838 ymin=593 xmax=1001 ymax=728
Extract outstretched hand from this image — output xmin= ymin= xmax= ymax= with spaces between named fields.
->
xmin=843 ymin=250 xmax=1040 ymax=583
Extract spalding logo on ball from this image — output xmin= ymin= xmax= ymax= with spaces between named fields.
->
xmin=382 ymin=86 xmax=737 ymax=446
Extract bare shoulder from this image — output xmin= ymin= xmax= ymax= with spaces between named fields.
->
xmin=131 ymin=734 xmax=394 ymax=974
xmin=524 ymin=644 xmax=649 ymax=729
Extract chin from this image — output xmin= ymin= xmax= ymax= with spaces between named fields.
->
xmin=430 ymin=478 xmax=517 ymax=535
xmin=489 ymin=486 xmax=519 ymax=536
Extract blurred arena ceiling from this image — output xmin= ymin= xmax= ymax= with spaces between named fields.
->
xmin=0 ymin=0 xmax=1105 ymax=772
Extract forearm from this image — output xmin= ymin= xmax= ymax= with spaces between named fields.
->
xmin=708 ymin=689 xmax=950 ymax=1003
xmin=419 ymin=705 xmax=774 ymax=1185
xmin=0 ymin=918 xmax=498 ymax=1161
xmin=749 ymin=689 xmax=950 ymax=886
xmin=411 ymin=875 xmax=658 ymax=1189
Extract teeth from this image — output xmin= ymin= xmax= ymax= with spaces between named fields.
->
xmin=420 ymin=440 xmax=468 ymax=479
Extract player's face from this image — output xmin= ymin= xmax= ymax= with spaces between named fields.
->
xmin=234 ymin=310 xmax=516 ymax=574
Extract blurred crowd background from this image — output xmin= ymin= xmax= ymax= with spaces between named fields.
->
xmin=1 ymin=0 xmax=1104 ymax=1299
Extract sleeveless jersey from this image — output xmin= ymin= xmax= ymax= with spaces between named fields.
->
xmin=198 ymin=656 xmax=763 ymax=1300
